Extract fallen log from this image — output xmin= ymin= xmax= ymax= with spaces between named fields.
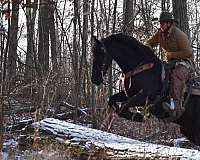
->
xmin=38 ymin=118 xmax=200 ymax=159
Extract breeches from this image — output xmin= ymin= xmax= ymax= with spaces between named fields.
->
xmin=170 ymin=63 xmax=192 ymax=104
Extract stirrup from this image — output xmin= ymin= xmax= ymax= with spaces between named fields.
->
xmin=162 ymin=98 xmax=175 ymax=111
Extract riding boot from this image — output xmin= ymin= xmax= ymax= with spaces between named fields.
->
xmin=173 ymin=99 xmax=185 ymax=118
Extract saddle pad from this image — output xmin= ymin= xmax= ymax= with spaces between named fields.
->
xmin=185 ymin=77 xmax=200 ymax=96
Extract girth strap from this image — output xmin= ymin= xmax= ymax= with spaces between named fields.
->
xmin=125 ymin=63 xmax=154 ymax=79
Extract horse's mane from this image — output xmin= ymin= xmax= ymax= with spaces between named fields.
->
xmin=104 ymin=33 xmax=159 ymax=61
xmin=106 ymin=33 xmax=142 ymax=47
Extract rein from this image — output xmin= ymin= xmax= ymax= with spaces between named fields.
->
xmin=119 ymin=62 xmax=154 ymax=97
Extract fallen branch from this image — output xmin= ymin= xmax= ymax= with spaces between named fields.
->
xmin=4 ymin=106 xmax=36 ymax=115
xmin=6 ymin=119 xmax=33 ymax=131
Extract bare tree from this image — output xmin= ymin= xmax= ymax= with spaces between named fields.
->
xmin=72 ymin=0 xmax=80 ymax=121
xmin=90 ymin=0 xmax=97 ymax=128
xmin=38 ymin=0 xmax=50 ymax=74
xmin=81 ymin=0 xmax=89 ymax=105
xmin=25 ymin=0 xmax=38 ymax=82
xmin=172 ymin=0 xmax=190 ymax=37
xmin=161 ymin=0 xmax=170 ymax=11
xmin=140 ymin=0 xmax=153 ymax=36
xmin=7 ymin=0 xmax=19 ymax=85
xmin=0 ymin=0 xmax=11 ymax=151
xmin=49 ymin=0 xmax=57 ymax=72
xmin=194 ymin=0 xmax=200 ymax=68
xmin=122 ymin=0 xmax=134 ymax=34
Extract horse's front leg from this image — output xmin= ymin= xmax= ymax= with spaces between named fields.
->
xmin=122 ymin=89 xmax=147 ymax=110
xmin=108 ymin=91 xmax=128 ymax=113
xmin=108 ymin=91 xmax=144 ymax=122
xmin=114 ymin=89 xmax=146 ymax=122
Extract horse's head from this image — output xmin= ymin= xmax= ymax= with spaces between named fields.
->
xmin=91 ymin=36 xmax=112 ymax=85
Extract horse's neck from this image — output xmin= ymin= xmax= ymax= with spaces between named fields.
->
xmin=105 ymin=39 xmax=137 ymax=73
xmin=113 ymin=55 xmax=144 ymax=74
xmin=105 ymin=37 xmax=160 ymax=73
xmin=114 ymin=55 xmax=162 ymax=79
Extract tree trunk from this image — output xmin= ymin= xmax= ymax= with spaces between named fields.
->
xmin=161 ymin=0 xmax=170 ymax=11
xmin=0 ymin=1 xmax=11 ymax=150
xmin=140 ymin=0 xmax=152 ymax=36
xmin=7 ymin=0 xmax=19 ymax=85
xmin=72 ymin=0 xmax=80 ymax=122
xmin=49 ymin=0 xmax=57 ymax=72
xmin=172 ymin=0 xmax=190 ymax=38
xmin=195 ymin=0 xmax=199 ymax=68
xmin=81 ymin=0 xmax=89 ymax=106
xmin=112 ymin=0 xmax=117 ymax=34
xmin=122 ymin=0 xmax=134 ymax=35
xmin=38 ymin=0 xmax=50 ymax=74
xmin=0 ymin=31 xmax=6 ymax=153
xmin=25 ymin=0 xmax=37 ymax=82
xmin=90 ymin=0 xmax=97 ymax=128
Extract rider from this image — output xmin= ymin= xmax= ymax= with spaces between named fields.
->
xmin=144 ymin=11 xmax=194 ymax=119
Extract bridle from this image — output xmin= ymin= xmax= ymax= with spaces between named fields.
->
xmin=99 ymin=41 xmax=112 ymax=76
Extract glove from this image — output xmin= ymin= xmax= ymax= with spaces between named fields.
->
xmin=166 ymin=52 xmax=172 ymax=60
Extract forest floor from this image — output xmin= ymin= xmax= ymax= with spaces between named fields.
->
xmin=2 ymin=98 xmax=200 ymax=160
xmin=2 ymin=113 xmax=200 ymax=160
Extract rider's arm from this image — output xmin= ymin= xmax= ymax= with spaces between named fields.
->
xmin=144 ymin=31 xmax=159 ymax=50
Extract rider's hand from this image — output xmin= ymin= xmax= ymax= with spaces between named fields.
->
xmin=166 ymin=52 xmax=172 ymax=60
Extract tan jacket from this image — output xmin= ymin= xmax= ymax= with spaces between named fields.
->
xmin=144 ymin=25 xmax=193 ymax=61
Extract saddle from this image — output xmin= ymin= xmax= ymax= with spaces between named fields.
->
xmin=186 ymin=77 xmax=200 ymax=96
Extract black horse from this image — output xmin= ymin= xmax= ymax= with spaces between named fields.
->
xmin=91 ymin=33 xmax=200 ymax=146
